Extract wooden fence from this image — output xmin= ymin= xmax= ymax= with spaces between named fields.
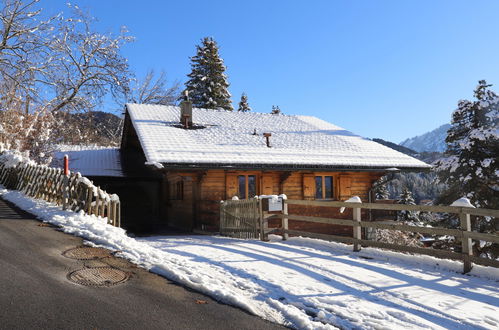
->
xmin=220 ymin=198 xmax=260 ymax=238
xmin=225 ymin=197 xmax=498 ymax=273
xmin=0 ymin=154 xmax=120 ymax=227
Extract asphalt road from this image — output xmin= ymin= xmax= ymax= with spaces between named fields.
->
xmin=0 ymin=198 xmax=284 ymax=330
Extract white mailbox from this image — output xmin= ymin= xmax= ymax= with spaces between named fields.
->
xmin=261 ymin=195 xmax=283 ymax=212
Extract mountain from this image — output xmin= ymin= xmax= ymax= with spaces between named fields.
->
xmin=372 ymin=138 xmax=418 ymax=156
xmin=371 ymin=137 xmax=446 ymax=203
xmin=56 ymin=111 xmax=123 ymax=146
xmin=400 ymin=124 xmax=450 ymax=152
xmin=373 ymin=138 xmax=443 ymax=165
xmin=71 ymin=111 xmax=123 ymax=143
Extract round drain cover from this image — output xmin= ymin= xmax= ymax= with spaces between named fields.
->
xmin=63 ymin=247 xmax=112 ymax=260
xmin=67 ymin=267 xmax=129 ymax=286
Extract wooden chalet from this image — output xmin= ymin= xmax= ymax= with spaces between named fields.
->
xmin=119 ymin=100 xmax=430 ymax=234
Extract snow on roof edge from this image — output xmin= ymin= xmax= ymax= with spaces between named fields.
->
xmin=125 ymin=103 xmax=430 ymax=170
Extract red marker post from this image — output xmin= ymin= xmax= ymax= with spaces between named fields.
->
xmin=63 ymin=154 xmax=69 ymax=176
xmin=63 ymin=155 xmax=69 ymax=210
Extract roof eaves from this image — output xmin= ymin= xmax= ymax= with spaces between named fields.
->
xmin=155 ymin=162 xmax=432 ymax=172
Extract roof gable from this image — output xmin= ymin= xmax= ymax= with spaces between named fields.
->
xmin=125 ymin=103 xmax=430 ymax=170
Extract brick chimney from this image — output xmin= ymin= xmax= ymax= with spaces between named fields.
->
xmin=180 ymin=90 xmax=193 ymax=128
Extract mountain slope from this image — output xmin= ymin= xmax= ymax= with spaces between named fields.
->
xmin=372 ymin=138 xmax=418 ymax=156
xmin=400 ymin=124 xmax=450 ymax=152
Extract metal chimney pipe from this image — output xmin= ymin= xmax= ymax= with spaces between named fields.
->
xmin=263 ymin=133 xmax=272 ymax=147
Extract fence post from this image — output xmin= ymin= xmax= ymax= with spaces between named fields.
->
xmin=282 ymin=199 xmax=289 ymax=240
xmin=460 ymin=210 xmax=473 ymax=273
xmin=62 ymin=155 xmax=69 ymax=210
xmin=353 ymin=206 xmax=362 ymax=252
xmin=115 ymin=201 xmax=121 ymax=228
xmin=259 ymin=198 xmax=266 ymax=241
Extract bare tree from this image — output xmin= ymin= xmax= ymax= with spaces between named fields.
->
xmin=0 ymin=0 xmax=54 ymax=112
xmin=40 ymin=4 xmax=133 ymax=114
xmin=127 ymin=70 xmax=180 ymax=105
xmin=0 ymin=1 xmax=134 ymax=161
xmin=0 ymin=1 xmax=133 ymax=115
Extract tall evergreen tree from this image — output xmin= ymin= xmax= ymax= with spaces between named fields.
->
xmin=237 ymin=93 xmax=251 ymax=112
xmin=436 ymin=80 xmax=499 ymax=210
xmin=185 ymin=37 xmax=233 ymax=111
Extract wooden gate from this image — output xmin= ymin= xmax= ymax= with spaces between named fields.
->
xmin=220 ymin=199 xmax=260 ymax=238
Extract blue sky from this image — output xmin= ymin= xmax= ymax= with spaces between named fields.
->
xmin=43 ymin=1 xmax=499 ymax=143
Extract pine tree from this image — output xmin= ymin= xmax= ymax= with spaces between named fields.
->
xmin=397 ymin=187 xmax=418 ymax=221
xmin=185 ymin=37 xmax=233 ymax=111
xmin=237 ymin=93 xmax=251 ymax=112
xmin=436 ymin=80 xmax=499 ymax=210
xmin=374 ymin=182 xmax=390 ymax=200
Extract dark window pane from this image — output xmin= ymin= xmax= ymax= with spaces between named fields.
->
xmin=325 ymin=176 xmax=333 ymax=199
xmin=248 ymin=175 xmax=256 ymax=198
xmin=315 ymin=176 xmax=323 ymax=199
xmin=238 ymin=175 xmax=246 ymax=199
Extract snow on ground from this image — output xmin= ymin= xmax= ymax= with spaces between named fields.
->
xmin=1 ymin=187 xmax=498 ymax=329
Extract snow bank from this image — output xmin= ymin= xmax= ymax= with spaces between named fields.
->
xmin=1 ymin=185 xmax=498 ymax=329
xmin=0 ymin=150 xmax=35 ymax=168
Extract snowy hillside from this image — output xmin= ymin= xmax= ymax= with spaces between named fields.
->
xmin=400 ymin=124 xmax=451 ymax=152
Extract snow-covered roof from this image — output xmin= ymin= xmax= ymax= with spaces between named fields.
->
xmin=52 ymin=146 xmax=123 ymax=177
xmin=125 ymin=103 xmax=431 ymax=170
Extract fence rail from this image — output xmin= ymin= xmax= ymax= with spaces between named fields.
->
xmin=0 ymin=152 xmax=120 ymax=227
xmin=273 ymin=199 xmax=499 ymax=273
xmin=222 ymin=197 xmax=498 ymax=273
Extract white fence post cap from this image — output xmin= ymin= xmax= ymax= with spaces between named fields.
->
xmin=340 ymin=196 xmax=362 ymax=213
xmin=450 ymin=197 xmax=476 ymax=208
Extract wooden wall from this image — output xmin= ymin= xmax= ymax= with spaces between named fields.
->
xmin=165 ymin=173 xmax=195 ymax=230
xmin=164 ymin=169 xmax=383 ymax=233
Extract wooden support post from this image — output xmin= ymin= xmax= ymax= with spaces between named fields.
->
xmin=116 ymin=202 xmax=121 ymax=228
xmin=62 ymin=155 xmax=69 ymax=210
xmin=460 ymin=211 xmax=473 ymax=273
xmin=62 ymin=175 xmax=69 ymax=210
xmin=259 ymin=199 xmax=265 ymax=241
xmin=85 ymin=186 xmax=93 ymax=214
xmin=111 ymin=201 xmax=117 ymax=226
xmin=282 ymin=200 xmax=289 ymax=240
xmin=353 ymin=206 xmax=362 ymax=252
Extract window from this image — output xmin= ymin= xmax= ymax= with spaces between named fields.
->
xmin=238 ymin=175 xmax=257 ymax=199
xmin=315 ymin=176 xmax=333 ymax=199
xmin=176 ymin=181 xmax=184 ymax=200
xmin=169 ymin=180 xmax=183 ymax=200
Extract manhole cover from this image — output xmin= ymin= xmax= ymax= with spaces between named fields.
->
xmin=63 ymin=247 xmax=112 ymax=260
xmin=67 ymin=267 xmax=129 ymax=286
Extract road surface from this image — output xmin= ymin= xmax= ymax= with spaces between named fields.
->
xmin=0 ymin=198 xmax=283 ymax=330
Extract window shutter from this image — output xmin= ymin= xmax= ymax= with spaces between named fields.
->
xmin=339 ymin=176 xmax=352 ymax=200
xmin=226 ymin=174 xmax=238 ymax=198
xmin=303 ymin=174 xmax=315 ymax=200
xmin=262 ymin=175 xmax=273 ymax=195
